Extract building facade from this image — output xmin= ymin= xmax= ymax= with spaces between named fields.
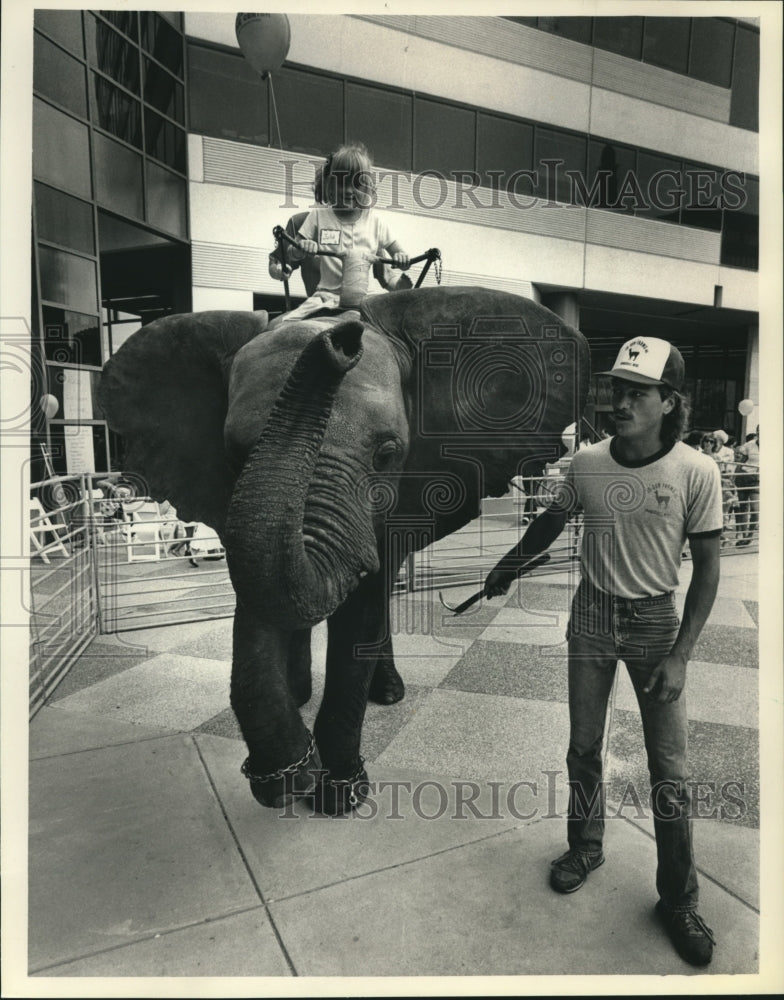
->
xmin=30 ymin=11 xmax=760 ymax=478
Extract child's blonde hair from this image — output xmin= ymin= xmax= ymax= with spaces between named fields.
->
xmin=315 ymin=142 xmax=376 ymax=208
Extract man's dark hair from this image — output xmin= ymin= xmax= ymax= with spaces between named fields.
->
xmin=659 ymin=386 xmax=690 ymax=445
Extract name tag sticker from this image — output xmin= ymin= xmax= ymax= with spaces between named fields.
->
xmin=320 ymin=228 xmax=341 ymax=246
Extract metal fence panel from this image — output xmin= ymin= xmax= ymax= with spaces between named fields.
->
xmin=28 ymin=463 xmax=756 ymax=715
xmin=30 ymin=474 xmax=97 ymax=718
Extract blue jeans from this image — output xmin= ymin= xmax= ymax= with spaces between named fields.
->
xmin=565 ymin=580 xmax=698 ymax=911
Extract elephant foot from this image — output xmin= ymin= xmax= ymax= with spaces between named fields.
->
xmin=368 ymin=661 xmax=405 ymax=705
xmin=313 ymin=761 xmax=370 ymax=816
xmin=241 ymin=736 xmax=322 ymax=809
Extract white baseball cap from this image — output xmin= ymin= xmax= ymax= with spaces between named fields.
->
xmin=600 ymin=336 xmax=685 ymax=391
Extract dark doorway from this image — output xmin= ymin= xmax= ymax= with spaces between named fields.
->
xmin=98 ymin=210 xmax=191 ymax=337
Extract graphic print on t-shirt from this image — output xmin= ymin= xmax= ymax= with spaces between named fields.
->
xmin=645 ymin=481 xmax=677 ymax=517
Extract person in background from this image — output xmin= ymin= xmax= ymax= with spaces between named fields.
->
xmin=485 ymin=336 xmax=721 ymax=967
xmin=710 ymin=430 xmax=738 ymax=543
xmin=683 ymin=430 xmax=703 ymax=450
xmin=711 ymin=430 xmax=734 ymax=465
xmin=734 ymin=426 xmax=759 ymax=546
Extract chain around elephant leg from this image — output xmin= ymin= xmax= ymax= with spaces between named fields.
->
xmin=241 ymin=734 xmax=323 ymax=808
xmin=312 ymin=756 xmax=371 ymax=816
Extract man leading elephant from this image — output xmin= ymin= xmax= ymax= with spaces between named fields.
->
xmin=485 ymin=336 xmax=722 ymax=968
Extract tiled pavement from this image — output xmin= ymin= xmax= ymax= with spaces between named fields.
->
xmin=22 ymin=551 xmax=771 ymax=986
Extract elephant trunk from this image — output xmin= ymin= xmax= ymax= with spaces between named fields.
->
xmin=225 ymin=321 xmax=376 ymax=628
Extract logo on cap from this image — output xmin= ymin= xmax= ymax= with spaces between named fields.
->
xmin=601 ymin=336 xmax=685 ymax=391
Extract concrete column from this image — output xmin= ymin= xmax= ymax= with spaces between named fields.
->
xmin=540 ymin=291 xmax=586 ymax=445
xmin=742 ymin=324 xmax=759 ymax=438
xmin=543 ymin=291 xmax=580 ymax=330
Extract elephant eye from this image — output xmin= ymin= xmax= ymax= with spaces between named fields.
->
xmin=373 ymin=439 xmax=402 ymax=471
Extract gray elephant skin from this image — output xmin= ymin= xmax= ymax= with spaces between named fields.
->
xmin=98 ymin=286 xmax=590 ymax=814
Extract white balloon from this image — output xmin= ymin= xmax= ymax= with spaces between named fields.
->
xmin=235 ymin=13 xmax=291 ymax=79
xmin=737 ymin=398 xmax=754 ymax=416
xmin=40 ymin=394 xmax=59 ymax=420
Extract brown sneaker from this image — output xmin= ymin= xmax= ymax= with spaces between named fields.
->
xmin=549 ymin=848 xmax=604 ymax=893
xmin=655 ymin=900 xmax=715 ymax=966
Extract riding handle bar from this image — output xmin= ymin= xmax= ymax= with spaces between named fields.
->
xmin=272 ymin=225 xmax=441 ymax=271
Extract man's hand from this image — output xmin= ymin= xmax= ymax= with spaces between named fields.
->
xmin=392 ymin=251 xmax=410 ymax=269
xmin=484 ymin=567 xmax=517 ymax=599
xmin=299 ymin=238 xmax=319 ymax=255
xmin=643 ymin=653 xmax=687 ymax=703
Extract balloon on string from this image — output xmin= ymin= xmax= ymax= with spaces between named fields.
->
xmin=40 ymin=394 xmax=59 ymax=420
xmin=737 ymin=398 xmax=754 ymax=416
xmin=235 ymin=13 xmax=291 ymax=79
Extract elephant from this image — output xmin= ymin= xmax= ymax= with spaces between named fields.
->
xmin=98 ymin=286 xmax=590 ymax=815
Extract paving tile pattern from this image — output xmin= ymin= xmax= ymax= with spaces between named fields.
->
xmin=49 ymin=578 xmax=761 ymax=829
xmin=28 ymin=558 xmax=761 ymax=980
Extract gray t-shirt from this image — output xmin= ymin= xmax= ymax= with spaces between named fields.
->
xmin=560 ymin=438 xmax=722 ymax=599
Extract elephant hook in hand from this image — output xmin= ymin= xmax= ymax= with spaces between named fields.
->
xmin=438 ymin=552 xmax=551 ymax=615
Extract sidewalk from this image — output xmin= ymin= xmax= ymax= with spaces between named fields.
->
xmin=26 ymin=553 xmax=760 ymax=983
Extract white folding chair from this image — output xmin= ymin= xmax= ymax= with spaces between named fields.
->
xmin=126 ymin=501 xmax=165 ymax=562
xmin=30 ymin=497 xmax=70 ymax=563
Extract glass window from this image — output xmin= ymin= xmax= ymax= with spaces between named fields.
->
xmin=141 ymin=12 xmax=183 ymax=78
xmin=720 ymin=176 xmax=758 ymax=269
xmin=42 ymin=307 xmax=102 ymax=367
xmin=39 ymin=246 xmax=98 ymax=317
xmin=634 ymin=152 xmax=684 ymax=222
xmin=86 ymin=15 xmax=140 ymax=93
xmin=536 ymin=16 xmax=593 ymax=45
xmin=680 ymin=162 xmax=723 ymax=231
xmin=534 ymin=127 xmax=586 ymax=204
xmin=729 ymin=26 xmax=759 ymax=131
xmin=187 ymin=43 xmax=268 ymax=144
xmin=144 ymin=109 xmax=186 ymax=172
xmin=158 ymin=13 xmax=183 ymax=31
xmin=414 ymin=98 xmax=475 ymax=180
xmin=47 ymin=422 xmax=110 ymax=475
xmin=34 ymin=10 xmax=84 ymax=57
xmin=275 ymin=67 xmax=343 ymax=157
xmin=592 ymin=17 xmax=644 ymax=60
xmin=98 ymin=10 xmax=139 ymax=42
xmin=642 ymin=17 xmax=691 ymax=75
xmin=502 ymin=17 xmax=538 ymax=28
xmin=90 ymin=73 xmax=142 ymax=147
xmin=35 ymin=183 xmax=95 ymax=255
xmin=143 ymin=58 xmax=185 ymax=122
xmin=104 ymin=308 xmax=143 ymax=357
xmin=477 ymin=112 xmax=534 ymax=194
xmin=33 ymin=98 xmax=92 ymax=199
xmin=93 ymin=132 xmax=144 ymax=219
xmin=585 ymin=140 xmax=637 ymax=212
xmin=346 ymin=83 xmax=412 ymax=172
xmin=145 ymin=161 xmax=187 ymax=238
xmin=34 ymin=32 xmax=87 ymax=118
xmin=689 ymin=18 xmax=734 ymax=88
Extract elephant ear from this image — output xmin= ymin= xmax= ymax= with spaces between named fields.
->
xmin=361 ymin=286 xmax=591 ymax=479
xmin=98 ymin=310 xmax=267 ymax=535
